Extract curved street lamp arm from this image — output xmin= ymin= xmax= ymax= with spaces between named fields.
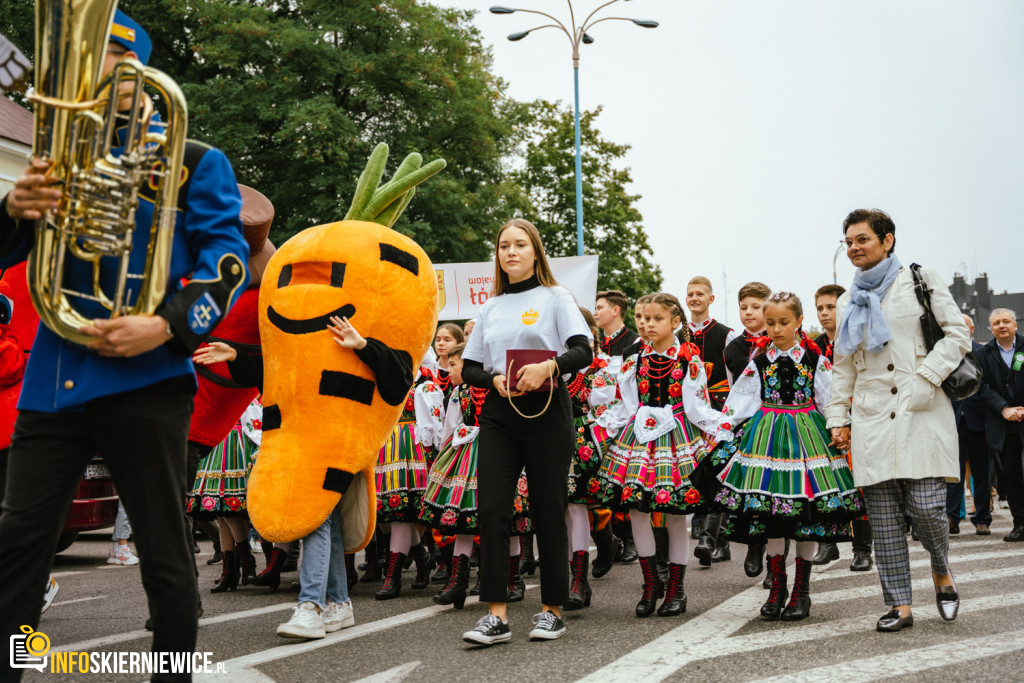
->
xmin=566 ymin=1 xmax=578 ymax=39
xmin=517 ymin=23 xmax=574 ymax=45
xmin=502 ymin=7 xmax=569 ymax=32
xmin=584 ymin=16 xmax=652 ymax=32
xmin=580 ymin=0 xmax=623 ymax=32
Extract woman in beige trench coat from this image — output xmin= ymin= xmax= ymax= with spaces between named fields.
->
xmin=826 ymin=209 xmax=969 ymax=632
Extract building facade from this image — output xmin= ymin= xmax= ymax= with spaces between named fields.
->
xmin=950 ymin=273 xmax=1024 ymax=342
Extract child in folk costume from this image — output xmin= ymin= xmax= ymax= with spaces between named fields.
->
xmin=187 ymin=397 xmax=264 ymax=592
xmin=432 ymin=323 xmax=464 ymax=402
xmin=564 ymin=308 xmax=613 ymax=610
xmin=419 ymin=344 xmax=531 ymax=609
xmin=373 ymin=350 xmax=446 ymax=600
xmin=693 ymin=292 xmax=865 ymax=622
xmin=591 ymin=293 xmax=720 ymax=617
xmin=715 ymin=282 xmax=772 ymax=576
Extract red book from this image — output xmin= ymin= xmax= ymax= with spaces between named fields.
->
xmin=505 ymin=349 xmax=557 ymax=393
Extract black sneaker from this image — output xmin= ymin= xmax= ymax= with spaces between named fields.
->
xmin=462 ymin=614 xmax=511 ymax=646
xmin=528 ymin=611 xmax=566 ymax=641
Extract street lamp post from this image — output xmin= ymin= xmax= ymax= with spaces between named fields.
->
xmin=490 ymin=2 xmax=658 ymax=257
xmin=833 ymin=243 xmax=846 ymax=285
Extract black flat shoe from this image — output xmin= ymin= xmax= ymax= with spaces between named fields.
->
xmin=811 ymin=542 xmax=839 ymax=565
xmin=936 ymin=583 xmax=959 ymax=621
xmin=744 ymin=542 xmax=765 ymax=578
xmin=876 ymin=609 xmax=914 ymax=632
xmin=1004 ymin=525 xmax=1024 ymax=542
xmin=849 ymin=549 xmax=872 ymax=571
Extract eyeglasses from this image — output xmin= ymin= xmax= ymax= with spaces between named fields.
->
xmin=841 ymin=235 xmax=876 ymax=249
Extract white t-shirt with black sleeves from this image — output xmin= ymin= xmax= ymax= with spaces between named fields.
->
xmin=463 ymin=283 xmax=593 ymax=376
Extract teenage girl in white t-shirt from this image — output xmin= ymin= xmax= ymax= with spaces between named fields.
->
xmin=459 ymin=219 xmax=593 ymax=646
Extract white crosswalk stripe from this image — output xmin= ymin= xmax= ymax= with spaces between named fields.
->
xmin=583 ymin=515 xmax=1024 ymax=683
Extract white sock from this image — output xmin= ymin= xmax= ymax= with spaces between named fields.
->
xmin=630 ymin=511 xmax=657 ymax=557
xmin=665 ymin=514 xmax=690 ymax=565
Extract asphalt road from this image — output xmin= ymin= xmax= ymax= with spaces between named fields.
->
xmin=22 ymin=503 xmax=1024 ymax=683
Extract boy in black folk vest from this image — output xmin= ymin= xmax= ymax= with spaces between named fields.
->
xmin=687 ymin=276 xmax=737 ymax=566
xmin=809 ymin=284 xmax=874 ymax=571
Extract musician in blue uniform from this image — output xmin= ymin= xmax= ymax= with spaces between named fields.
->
xmin=0 ymin=11 xmax=248 ymax=681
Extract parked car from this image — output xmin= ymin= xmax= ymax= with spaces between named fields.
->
xmin=56 ymin=457 xmax=118 ymax=553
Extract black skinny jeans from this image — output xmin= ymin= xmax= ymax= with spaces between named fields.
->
xmin=477 ymin=386 xmax=575 ymax=606
xmin=0 ymin=376 xmax=197 ymax=683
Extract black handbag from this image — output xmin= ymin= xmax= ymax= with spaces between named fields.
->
xmin=909 ymin=263 xmax=983 ymax=400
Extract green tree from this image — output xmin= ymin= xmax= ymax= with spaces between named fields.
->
xmin=513 ymin=100 xmax=662 ymax=300
xmin=2 ymin=1 xmax=529 ymax=262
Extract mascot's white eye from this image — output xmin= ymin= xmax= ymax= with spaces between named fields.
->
xmin=0 ymin=295 xmax=13 ymax=325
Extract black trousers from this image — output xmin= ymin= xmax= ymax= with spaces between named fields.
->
xmin=945 ymin=428 xmax=992 ymax=526
xmin=0 ymin=376 xmax=196 ymax=683
xmin=477 ymin=386 xmax=574 ymax=606
xmin=998 ymin=431 xmax=1024 ymax=528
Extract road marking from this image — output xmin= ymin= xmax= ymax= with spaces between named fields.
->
xmin=809 ymin=546 xmax=1023 ymax=582
xmin=581 ymin=538 xmax=1024 ymax=683
xmin=576 ymin=583 xmax=766 ymax=683
xmin=813 ymin=565 xmax=1022 ymax=603
xmin=351 ymin=661 xmax=422 ymax=683
xmin=705 ymin=592 xmax=1024 ymax=658
xmin=754 ymin=629 xmax=1024 ymax=683
xmin=197 ymin=585 xmax=538 ymax=675
xmin=54 ymin=602 xmax=297 ymax=653
xmin=52 ymin=595 xmax=105 ymax=607
xmin=50 ymin=571 xmax=85 ymax=578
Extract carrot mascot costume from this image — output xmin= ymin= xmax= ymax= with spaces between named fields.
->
xmin=248 ymin=144 xmax=444 ymax=550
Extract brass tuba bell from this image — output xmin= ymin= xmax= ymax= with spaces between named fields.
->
xmin=27 ymin=0 xmax=187 ymax=346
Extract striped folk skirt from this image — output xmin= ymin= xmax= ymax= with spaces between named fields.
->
xmin=693 ymin=403 xmax=865 ymax=542
xmin=589 ymin=403 xmax=711 ymax=515
xmin=375 ymin=420 xmax=432 ymax=524
xmin=187 ymin=423 xmax=258 ymax=519
xmin=419 ymin=433 xmax=532 ymax=536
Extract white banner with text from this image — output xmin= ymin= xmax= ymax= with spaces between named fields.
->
xmin=434 ymin=255 xmax=599 ymax=321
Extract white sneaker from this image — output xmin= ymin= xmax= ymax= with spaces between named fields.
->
xmin=276 ymin=602 xmax=325 ymax=639
xmin=107 ymin=545 xmax=139 ymax=566
xmin=323 ymin=600 xmax=355 ymax=632
xmin=41 ymin=577 xmax=60 ymax=613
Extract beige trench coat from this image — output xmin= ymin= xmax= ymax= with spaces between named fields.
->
xmin=825 ymin=264 xmax=970 ymax=488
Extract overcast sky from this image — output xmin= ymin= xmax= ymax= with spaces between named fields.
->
xmin=436 ymin=1 xmax=1024 ymax=328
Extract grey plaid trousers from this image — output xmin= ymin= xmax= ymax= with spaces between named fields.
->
xmin=862 ymin=477 xmax=950 ymax=607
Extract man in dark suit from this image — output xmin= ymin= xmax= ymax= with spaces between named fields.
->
xmin=945 ymin=315 xmax=992 ymax=535
xmin=976 ymin=308 xmax=1024 ymax=542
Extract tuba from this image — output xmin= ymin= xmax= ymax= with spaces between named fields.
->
xmin=27 ymin=0 xmax=187 ymax=346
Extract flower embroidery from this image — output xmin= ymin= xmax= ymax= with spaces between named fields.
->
xmin=404 ymin=395 xmax=415 ymax=412
xmin=689 ymin=363 xmax=699 ymax=380
xmin=671 ymin=368 xmax=684 ymax=380
xmin=225 ymin=497 xmax=242 ymax=511
xmin=201 ymin=497 xmax=216 ymax=511
xmin=251 ymin=418 xmax=263 ymax=430
xmin=593 ymin=375 xmax=608 ymax=388
xmin=637 ymin=379 xmax=650 ymax=395
xmin=588 ymin=478 xmax=600 ymax=494
xmin=637 ymin=365 xmax=648 ymax=377
xmin=440 ymin=510 xmax=457 ymax=526
xmin=517 ymin=477 xmax=529 ymax=496
xmin=456 ymin=425 xmax=469 ymax=438
xmin=578 ymin=445 xmax=594 ymax=461
xmin=388 ymin=494 xmax=401 ymax=508
xmin=644 ymin=416 xmax=658 ymax=428
xmin=655 ymin=489 xmax=671 ymax=504
xmin=668 ymin=383 xmax=682 ymax=398
xmin=720 ymin=422 xmax=732 ymax=432
xmin=684 ymin=488 xmax=700 ymax=505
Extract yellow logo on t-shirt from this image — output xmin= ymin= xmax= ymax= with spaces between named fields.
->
xmin=522 ymin=309 xmax=539 ymax=325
